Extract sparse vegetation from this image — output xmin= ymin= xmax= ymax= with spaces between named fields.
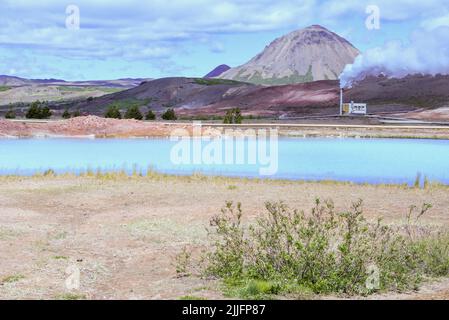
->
xmin=194 ymin=78 xmax=243 ymax=86
xmin=161 ymin=108 xmax=177 ymax=121
xmin=25 ymin=101 xmax=52 ymax=119
xmin=223 ymin=108 xmax=243 ymax=124
xmin=180 ymin=200 xmax=449 ymax=298
xmin=72 ymin=109 xmax=82 ymax=117
xmin=176 ymin=247 xmax=192 ymax=277
xmin=104 ymin=104 xmax=122 ymax=119
xmin=145 ymin=110 xmax=156 ymax=120
xmin=53 ymin=255 xmax=69 ymax=260
xmin=124 ymin=105 xmax=143 ymax=120
xmin=62 ymin=108 xmax=71 ymax=119
xmin=5 ymin=107 xmax=16 ymax=119
xmin=56 ymin=293 xmax=87 ymax=300
xmin=179 ymin=295 xmax=207 ymax=300
xmin=0 ymin=86 xmax=12 ymax=92
xmin=1 ymin=274 xmax=25 ymax=284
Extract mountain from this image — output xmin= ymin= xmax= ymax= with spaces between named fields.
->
xmin=218 ymin=25 xmax=360 ymax=85
xmin=204 ymin=65 xmax=231 ymax=78
xmin=66 ymin=77 xmax=341 ymax=118
xmin=0 ymin=75 xmax=151 ymax=88
xmin=69 ymin=74 xmax=449 ymax=119
xmin=68 ymin=77 xmax=255 ymax=114
xmin=0 ymin=75 xmax=31 ymax=86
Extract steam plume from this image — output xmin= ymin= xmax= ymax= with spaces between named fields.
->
xmin=340 ymin=26 xmax=449 ymax=88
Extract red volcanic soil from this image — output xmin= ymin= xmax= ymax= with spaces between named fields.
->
xmin=345 ymin=75 xmax=449 ymax=108
xmin=0 ymin=116 xmax=193 ymax=138
xmin=183 ymin=80 xmax=340 ymax=117
xmin=48 ymin=75 xmax=449 ymax=120
xmin=68 ymin=77 xmax=341 ymax=118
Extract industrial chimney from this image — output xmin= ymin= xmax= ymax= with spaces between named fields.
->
xmin=339 ymin=88 xmax=343 ymax=116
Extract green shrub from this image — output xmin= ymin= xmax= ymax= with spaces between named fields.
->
xmin=414 ymin=173 xmax=422 ymax=188
xmin=188 ymin=199 xmax=449 ymax=298
xmin=145 ymin=110 xmax=156 ymax=120
xmin=194 ymin=78 xmax=242 ymax=86
xmin=124 ymin=105 xmax=143 ymax=120
xmin=72 ymin=109 xmax=82 ymax=117
xmin=62 ymin=109 xmax=71 ymax=119
xmin=223 ymin=108 xmax=242 ymax=124
xmin=5 ymin=108 xmax=16 ymax=119
xmin=25 ymin=101 xmax=52 ymax=119
xmin=40 ymin=106 xmax=52 ymax=119
xmin=1 ymin=274 xmax=25 ymax=284
xmin=104 ymin=105 xmax=122 ymax=119
xmin=161 ymin=108 xmax=177 ymax=121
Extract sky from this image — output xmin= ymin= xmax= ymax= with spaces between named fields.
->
xmin=0 ymin=0 xmax=449 ymax=81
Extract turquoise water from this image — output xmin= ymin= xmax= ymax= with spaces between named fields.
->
xmin=0 ymin=138 xmax=448 ymax=185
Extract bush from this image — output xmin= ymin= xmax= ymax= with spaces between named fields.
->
xmin=104 ymin=105 xmax=122 ymax=119
xmin=223 ymin=108 xmax=242 ymax=124
xmin=145 ymin=110 xmax=156 ymax=120
xmin=184 ymin=200 xmax=449 ymax=297
xmin=25 ymin=101 xmax=52 ymax=119
xmin=72 ymin=109 xmax=82 ymax=117
xmin=40 ymin=106 xmax=52 ymax=119
xmin=5 ymin=108 xmax=16 ymax=119
xmin=124 ymin=105 xmax=143 ymax=120
xmin=62 ymin=109 xmax=71 ymax=119
xmin=161 ymin=108 xmax=177 ymax=121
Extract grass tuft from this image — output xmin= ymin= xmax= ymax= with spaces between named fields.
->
xmin=1 ymin=274 xmax=25 ymax=284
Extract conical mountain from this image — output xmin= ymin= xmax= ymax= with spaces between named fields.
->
xmin=218 ymin=25 xmax=360 ymax=85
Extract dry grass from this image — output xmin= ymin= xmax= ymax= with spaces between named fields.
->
xmin=0 ymin=174 xmax=449 ymax=299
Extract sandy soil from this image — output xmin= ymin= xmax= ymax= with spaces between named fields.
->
xmin=2 ymin=116 xmax=449 ymax=139
xmin=0 ymin=175 xmax=448 ymax=300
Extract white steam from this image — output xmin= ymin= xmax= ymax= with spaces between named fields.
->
xmin=340 ymin=26 xmax=449 ymax=88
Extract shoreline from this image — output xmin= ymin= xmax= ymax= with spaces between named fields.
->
xmin=1 ymin=170 xmax=448 ymax=188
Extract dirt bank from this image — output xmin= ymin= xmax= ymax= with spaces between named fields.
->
xmin=0 ymin=116 xmax=193 ymax=138
xmin=2 ymin=116 xmax=449 ymax=139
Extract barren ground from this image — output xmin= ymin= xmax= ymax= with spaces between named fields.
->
xmin=2 ymin=116 xmax=449 ymax=139
xmin=0 ymin=175 xmax=448 ymax=300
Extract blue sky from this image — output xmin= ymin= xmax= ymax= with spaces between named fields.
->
xmin=0 ymin=0 xmax=448 ymax=80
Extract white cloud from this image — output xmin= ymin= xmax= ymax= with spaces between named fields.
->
xmin=421 ymin=13 xmax=449 ymax=29
xmin=0 ymin=0 xmax=315 ymax=60
xmin=1 ymin=0 xmax=449 ymax=79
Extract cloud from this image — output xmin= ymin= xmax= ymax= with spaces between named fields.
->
xmin=340 ymin=26 xmax=449 ymax=87
xmin=319 ymin=0 xmax=447 ymax=22
xmin=1 ymin=1 xmax=448 ymax=52
xmin=421 ymin=13 xmax=449 ymax=29
xmin=0 ymin=0 xmax=316 ymax=60
xmin=1 ymin=0 xmax=449 ymax=79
